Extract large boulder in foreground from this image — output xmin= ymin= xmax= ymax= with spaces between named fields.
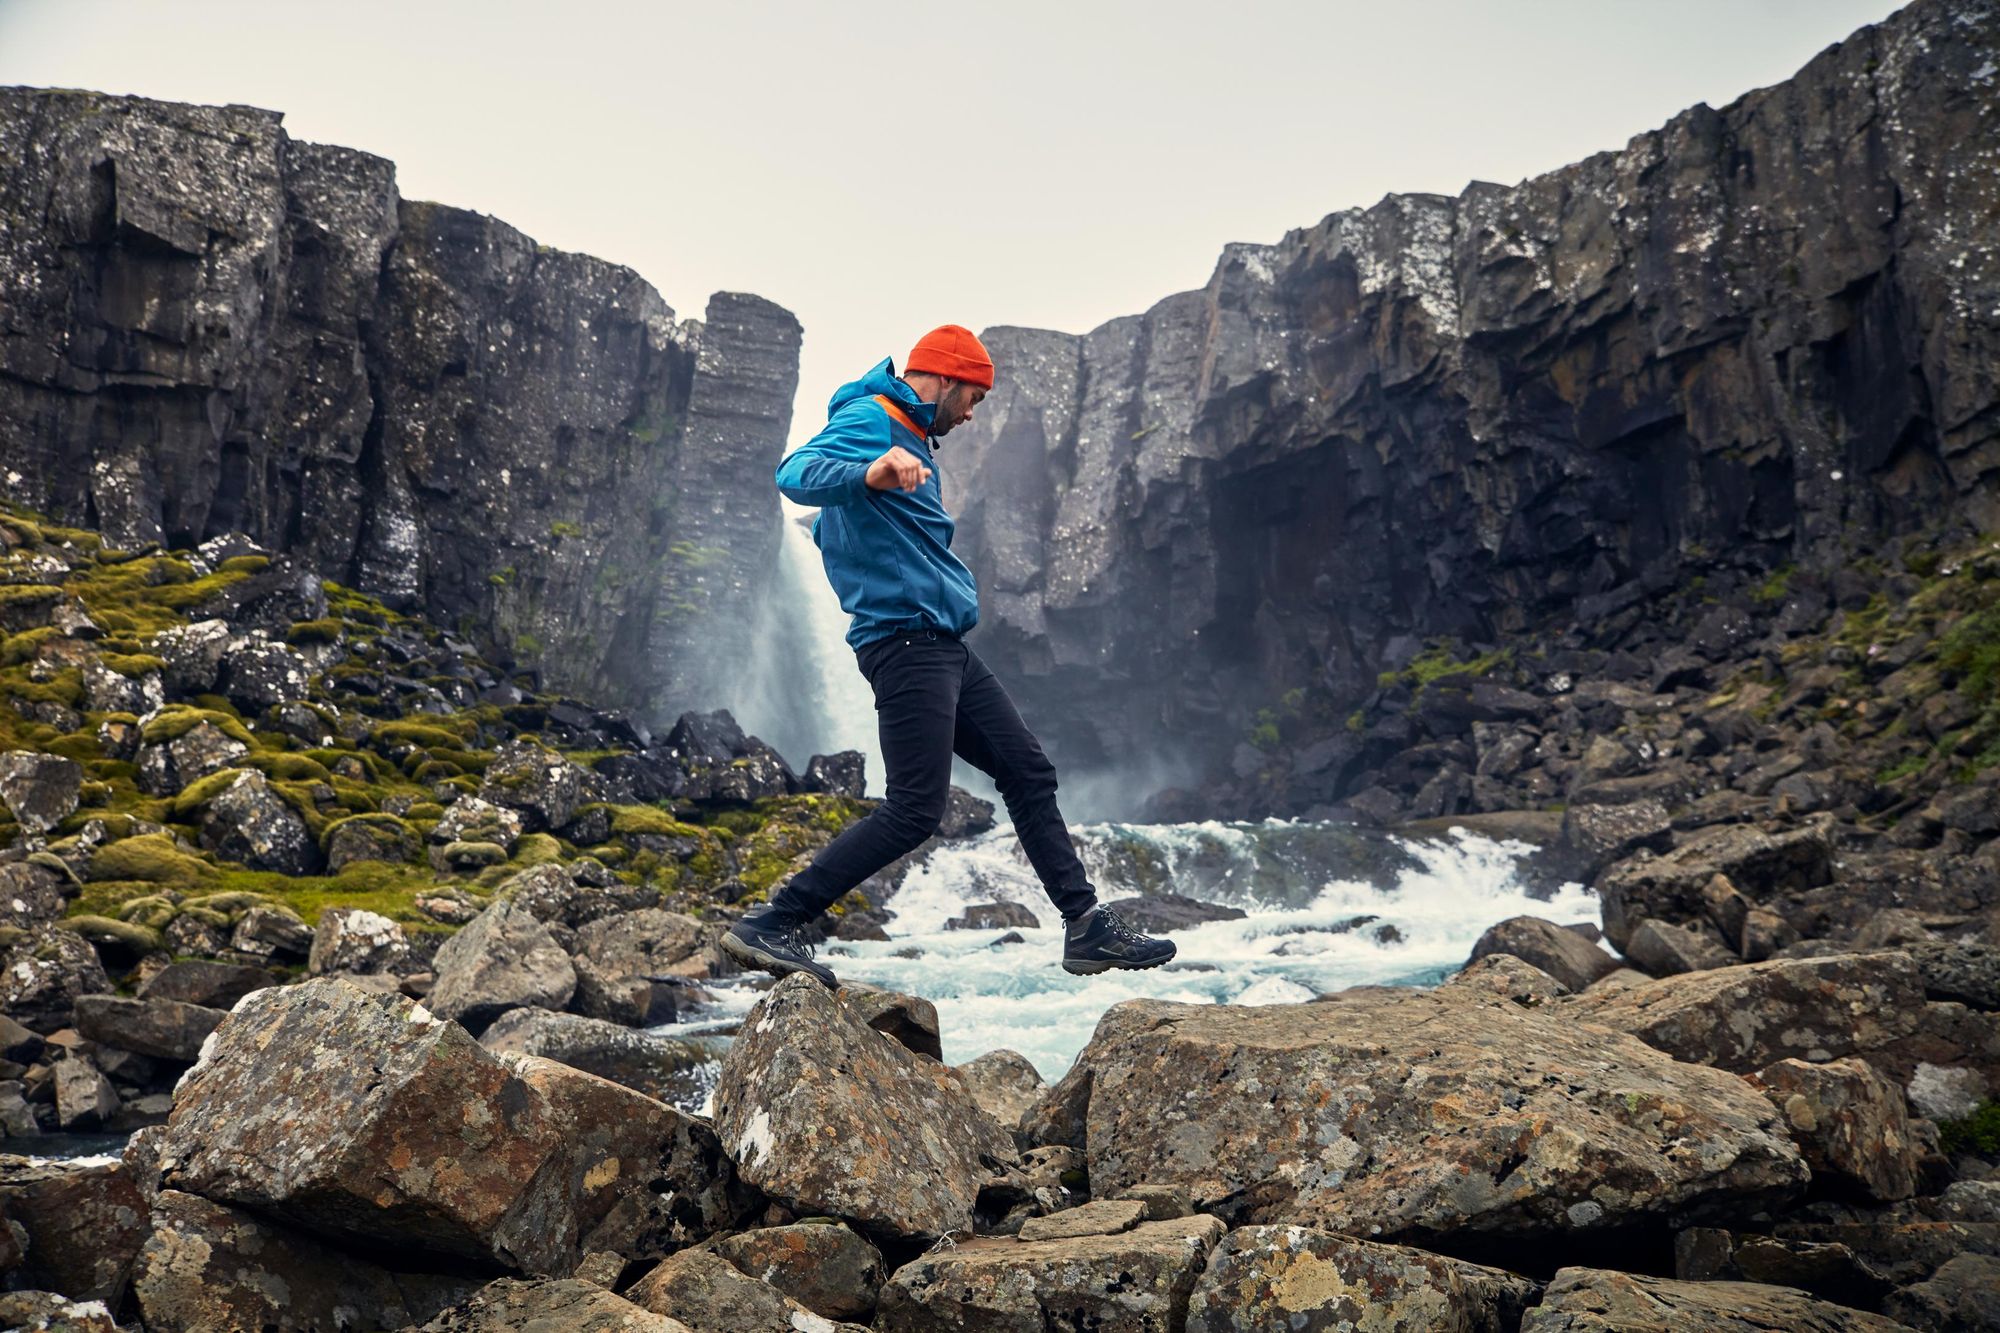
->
xmin=625 ymin=1247 xmax=870 ymax=1332
xmin=1563 ymin=952 xmax=1926 ymax=1074
xmin=419 ymin=1277 xmax=694 ymax=1331
xmin=1519 ymin=1266 xmax=1913 ymax=1330
xmin=877 ymin=1214 xmax=1226 ymax=1332
xmin=155 ymin=976 xmax=747 ymax=1276
xmin=711 ymin=973 xmax=1016 ymax=1241
xmin=1030 ymin=986 xmax=1806 ymax=1244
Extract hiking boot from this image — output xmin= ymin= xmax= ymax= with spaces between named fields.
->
xmin=1061 ymin=904 xmax=1175 ymax=975
xmin=722 ymin=903 xmax=838 ymax=989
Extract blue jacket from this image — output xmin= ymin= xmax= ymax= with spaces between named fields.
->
xmin=775 ymin=358 xmax=980 ymax=650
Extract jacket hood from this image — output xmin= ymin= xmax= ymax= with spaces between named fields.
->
xmin=827 ymin=357 xmax=938 ymax=435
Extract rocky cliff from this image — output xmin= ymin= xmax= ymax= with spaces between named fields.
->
xmin=0 ymin=88 xmax=801 ymax=729
xmin=945 ymin=0 xmax=2000 ymax=807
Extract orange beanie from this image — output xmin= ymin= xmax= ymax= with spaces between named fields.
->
xmin=906 ymin=324 xmax=995 ymax=389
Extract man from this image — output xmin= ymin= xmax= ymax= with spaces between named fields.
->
xmin=722 ymin=324 xmax=1175 ymax=989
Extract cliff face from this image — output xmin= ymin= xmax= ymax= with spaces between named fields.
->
xmin=0 ymin=89 xmax=800 ymax=728
xmin=944 ymin=0 xmax=2000 ymax=800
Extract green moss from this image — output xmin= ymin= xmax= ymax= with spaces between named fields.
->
xmin=371 ymin=720 xmax=472 ymax=751
xmin=605 ymin=803 xmax=704 ymax=838
xmin=1377 ymin=642 xmax=1514 ymax=695
xmin=58 ymin=914 xmax=164 ymax=955
xmin=511 ymin=832 xmax=563 ymax=866
xmin=139 ymin=705 xmax=257 ymax=749
xmin=0 ymin=583 xmax=64 ymax=607
xmin=101 ymin=652 xmax=166 ymax=678
xmin=86 ymin=833 xmax=221 ymax=889
xmin=1752 ymin=564 xmax=1795 ymax=604
xmin=1939 ymin=1100 xmax=2000 ymax=1155
xmin=286 ymin=618 xmax=344 ymax=645
xmin=0 ymin=626 xmax=63 ymax=666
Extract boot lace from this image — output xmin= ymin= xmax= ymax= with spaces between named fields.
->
xmin=779 ymin=924 xmax=819 ymax=960
xmin=1094 ymin=905 xmax=1150 ymax=946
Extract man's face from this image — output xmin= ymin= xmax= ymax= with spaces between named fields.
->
xmin=931 ymin=378 xmax=987 ymax=436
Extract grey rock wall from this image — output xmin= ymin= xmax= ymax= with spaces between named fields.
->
xmin=0 ymin=88 xmax=800 ymax=728
xmin=944 ymin=0 xmax=2000 ymax=800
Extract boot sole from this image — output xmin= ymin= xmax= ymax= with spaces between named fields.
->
xmin=720 ymin=930 xmax=838 ymax=989
xmin=1061 ymin=947 xmax=1176 ymax=976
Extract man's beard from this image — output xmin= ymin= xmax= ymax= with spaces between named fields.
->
xmin=931 ymin=384 xmax=965 ymax=436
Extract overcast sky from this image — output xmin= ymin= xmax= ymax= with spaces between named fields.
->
xmin=2 ymin=0 xmax=1901 ymax=446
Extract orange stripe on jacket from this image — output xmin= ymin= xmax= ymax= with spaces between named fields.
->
xmin=873 ymin=394 xmax=929 ymax=447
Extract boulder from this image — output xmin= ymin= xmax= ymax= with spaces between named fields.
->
xmin=0 ymin=751 xmax=81 ymax=834
xmin=1625 ymin=917 xmax=1738 ymax=975
xmin=568 ymin=907 xmax=704 ymax=977
xmin=802 ymin=750 xmax=867 ymax=797
xmin=710 ymin=1222 xmax=886 ymax=1322
xmin=1564 ymin=952 xmax=1926 ymax=1073
xmin=1442 ymin=953 xmax=1572 ymax=1008
xmin=1185 ymin=1224 xmax=1476 ymax=1332
xmin=158 ymin=978 xmax=584 ymax=1274
xmin=228 ymin=902 xmax=314 ymax=961
xmin=625 ymin=1247 xmax=870 ymax=1332
xmin=711 ymin=973 xmax=1016 ymax=1241
xmin=1017 ymin=1197 xmax=1144 ymax=1241
xmin=1031 ymin=986 xmax=1807 ymax=1242
xmin=308 ymin=905 xmax=414 ymax=975
xmin=0 ymin=1156 xmax=150 ymax=1307
xmin=197 ymin=769 xmax=320 ymax=874
xmin=1595 ymin=820 xmax=1834 ymax=950
xmin=53 ymin=1052 xmax=118 ymax=1131
xmin=429 ymin=795 xmax=523 ymax=853
xmin=1466 ymin=916 xmax=1618 ymax=991
xmin=663 ymin=709 xmax=797 ymax=802
xmin=1518 ymin=1266 xmax=1912 ymax=1330
xmin=506 ymin=1053 xmax=754 ymax=1261
xmin=1748 ymin=1058 xmax=1922 ymax=1203
xmin=417 ymin=1277 xmax=694 ymax=1331
xmin=1675 ymin=1228 xmax=1894 ymax=1310
xmin=478 ymin=738 xmax=600 ymax=833
xmin=0 ymin=859 xmax=71 ymax=931
xmin=480 ymin=1008 xmax=712 ymax=1106
xmin=135 ymin=719 xmax=250 ymax=796
xmin=946 ymin=901 xmax=1040 ymax=931
xmin=1101 ymin=892 xmax=1248 ymax=933
xmin=876 ymin=1214 xmax=1226 ymax=1332
xmin=72 ymin=994 xmax=225 ymax=1060
xmin=131 ymin=1189 xmax=477 ymax=1332
xmin=952 ymin=1049 xmax=1046 ymax=1136
xmin=135 ymin=960 xmax=275 ymax=1009
xmin=840 ymin=983 xmax=944 ymax=1060
xmin=323 ymin=812 xmax=420 ymax=870
xmin=1881 ymin=1253 xmax=2000 ymax=1332
xmin=427 ymin=897 xmax=577 ymax=1034
xmin=1 ymin=924 xmax=110 ymax=1033
xmin=218 ymin=637 xmax=311 ymax=711
xmin=148 ymin=619 xmax=233 ymax=696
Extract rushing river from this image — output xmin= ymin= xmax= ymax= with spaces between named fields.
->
xmin=662 ymin=815 xmax=1603 ymax=1115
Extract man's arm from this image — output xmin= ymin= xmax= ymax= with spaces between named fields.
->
xmin=774 ymin=406 xmax=887 ymax=508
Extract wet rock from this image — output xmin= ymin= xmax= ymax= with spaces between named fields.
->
xmin=1518 ymin=1266 xmax=1911 ymax=1330
xmin=710 ymin=1222 xmax=887 ymax=1322
xmin=1625 ymin=916 xmax=1739 ymax=975
xmin=0 ymin=751 xmax=80 ymax=835
xmin=417 ymin=1277 xmax=695 ymax=1331
xmin=427 ymin=897 xmax=577 ymax=1035
xmin=626 ymin=1247 xmax=870 ymax=1332
xmin=480 ymin=1008 xmax=710 ymax=1105
xmin=197 ymin=768 xmax=320 ymax=874
xmin=712 ymin=973 xmax=1016 ymax=1241
xmin=1748 ymin=1058 xmax=1923 ymax=1203
xmin=876 ymin=1213 xmax=1226 ymax=1332
xmin=1467 ymin=915 xmax=1618 ymax=991
xmin=840 ymin=982 xmax=944 ymax=1060
xmin=1596 ymin=820 xmax=1834 ymax=950
xmin=308 ymin=905 xmax=415 ymax=975
xmin=478 ymin=738 xmax=600 ymax=833
xmin=131 ymin=1189 xmax=477 ymax=1332
xmin=158 ymin=978 xmax=581 ymax=1274
xmin=1100 ymin=892 xmax=1249 ymax=933
xmin=0 ymin=1156 xmax=149 ymax=1307
xmin=1185 ymin=1224 xmax=1475 ymax=1332
xmin=946 ymin=901 xmax=1040 ymax=931
xmin=72 ymin=994 xmax=225 ymax=1061
xmin=1034 ymin=985 xmax=1806 ymax=1241
xmin=936 ymin=784 xmax=997 ymax=838
xmin=1565 ymin=951 xmax=1926 ymax=1074
xmin=1 ymin=925 xmax=111 ymax=1034
xmin=953 ymin=1049 xmax=1046 ymax=1138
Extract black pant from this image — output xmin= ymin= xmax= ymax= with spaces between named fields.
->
xmin=769 ymin=627 xmax=1099 ymax=924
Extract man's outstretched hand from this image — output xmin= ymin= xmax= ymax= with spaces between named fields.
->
xmin=866 ymin=445 xmax=932 ymax=493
